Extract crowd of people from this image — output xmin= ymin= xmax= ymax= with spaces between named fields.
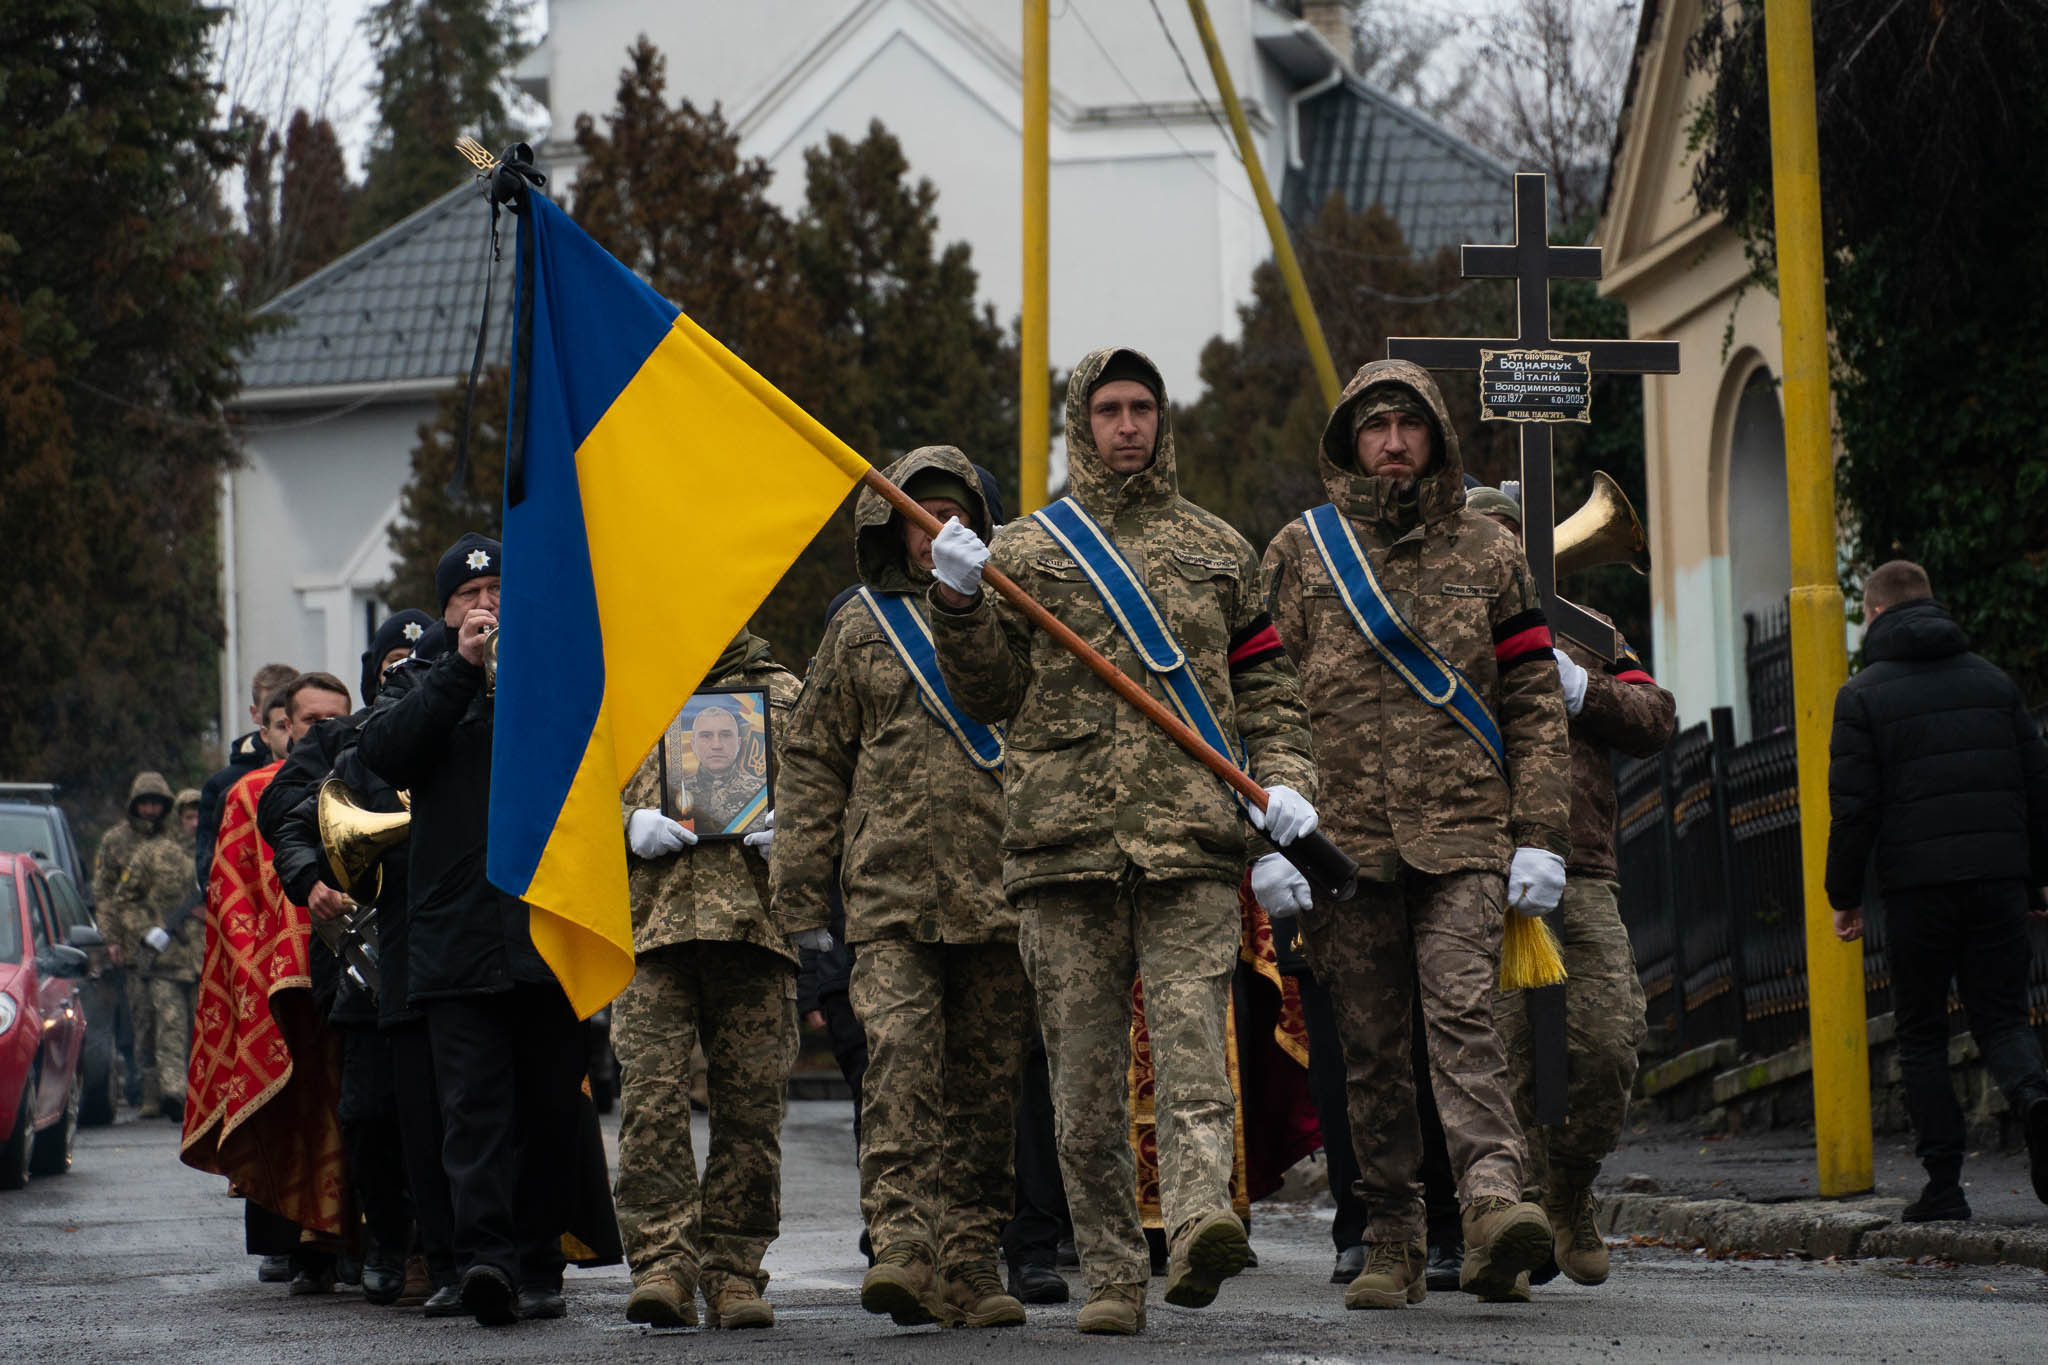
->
xmin=82 ymin=345 xmax=2046 ymax=1336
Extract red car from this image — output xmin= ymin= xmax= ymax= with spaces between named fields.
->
xmin=0 ymin=850 xmax=94 ymax=1187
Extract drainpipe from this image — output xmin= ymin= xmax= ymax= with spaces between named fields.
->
xmin=1286 ymin=49 xmax=1343 ymax=171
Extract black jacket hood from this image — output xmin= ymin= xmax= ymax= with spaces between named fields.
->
xmin=1863 ymin=599 xmax=1970 ymax=664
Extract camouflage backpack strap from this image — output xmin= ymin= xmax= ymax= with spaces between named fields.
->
xmin=856 ymin=587 xmax=1004 ymax=777
xmin=1300 ymin=503 xmax=1507 ymax=780
xmin=1029 ymin=497 xmax=1253 ymax=810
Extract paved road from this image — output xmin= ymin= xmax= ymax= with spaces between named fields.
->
xmin=4 ymin=1102 xmax=2045 ymax=1364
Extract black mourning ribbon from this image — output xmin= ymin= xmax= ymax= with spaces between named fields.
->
xmin=449 ymin=144 xmax=547 ymax=505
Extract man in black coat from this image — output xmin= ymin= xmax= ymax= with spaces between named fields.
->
xmin=1825 ymin=558 xmax=2048 ymax=1220
xmin=359 ymin=533 xmax=587 ymax=1327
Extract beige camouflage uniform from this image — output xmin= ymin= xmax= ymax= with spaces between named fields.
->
xmin=772 ymin=446 xmax=1033 ymax=1286
xmin=1494 ymin=625 xmax=1672 ymax=1207
xmin=613 ymin=630 xmax=801 ymax=1307
xmin=1261 ymin=358 xmax=1571 ymax=1244
xmin=116 ymin=820 xmax=202 ymax=1106
xmin=930 ymin=349 xmax=1318 ymax=1291
xmin=93 ymin=771 xmax=175 ymax=1106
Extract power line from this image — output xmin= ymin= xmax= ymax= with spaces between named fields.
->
xmin=1142 ymin=0 xmax=1241 ymax=155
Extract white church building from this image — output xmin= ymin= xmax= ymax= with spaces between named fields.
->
xmin=218 ymin=0 xmax=1514 ymax=740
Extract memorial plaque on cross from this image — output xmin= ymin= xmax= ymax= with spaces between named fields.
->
xmin=1388 ymin=172 xmax=1679 ymax=661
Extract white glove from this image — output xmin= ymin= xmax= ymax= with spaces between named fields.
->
xmin=1250 ymin=786 xmax=1318 ymax=846
xmin=791 ymin=928 xmax=834 ymax=953
xmin=931 ymin=516 xmax=989 ymax=597
xmin=143 ymin=926 xmax=171 ymax=953
xmin=1554 ymin=651 xmax=1589 ymax=716
xmin=742 ymin=808 xmax=775 ymax=853
xmin=627 ymin=808 xmax=696 ymax=858
xmin=1251 ymin=852 xmax=1314 ymax=919
xmin=1507 ymin=847 xmax=1567 ymax=916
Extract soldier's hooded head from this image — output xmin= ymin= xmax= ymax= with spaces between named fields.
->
xmin=361 ymin=608 xmax=437 ymax=705
xmin=855 ymin=445 xmax=994 ymax=593
xmin=1318 ymin=358 xmax=1467 ymax=532
xmin=1063 ymin=347 xmax=1176 ymax=516
xmin=126 ymin=771 xmax=173 ymax=833
xmin=175 ymin=787 xmax=202 ymax=838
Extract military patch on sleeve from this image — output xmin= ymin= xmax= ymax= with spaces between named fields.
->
xmin=1441 ymin=583 xmax=1500 ymax=599
xmin=1492 ymin=607 xmax=1556 ymax=674
xmin=1228 ymin=612 xmax=1287 ymax=673
xmin=1605 ymin=638 xmax=1656 ymax=686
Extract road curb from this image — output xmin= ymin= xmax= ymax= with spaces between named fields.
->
xmin=1595 ymin=1192 xmax=2048 ymax=1270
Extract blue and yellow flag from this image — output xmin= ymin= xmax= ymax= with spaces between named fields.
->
xmin=488 ymin=193 xmax=870 ymax=1018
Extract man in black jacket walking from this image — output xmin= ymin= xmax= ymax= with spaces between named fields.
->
xmin=1825 ymin=559 xmax=2048 ymax=1220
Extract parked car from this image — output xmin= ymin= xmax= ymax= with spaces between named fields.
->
xmin=0 ymin=851 xmax=96 ymax=1187
xmin=0 ymin=786 xmax=119 ymax=1126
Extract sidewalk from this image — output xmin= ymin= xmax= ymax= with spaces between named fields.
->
xmin=1592 ymin=1115 xmax=2048 ymax=1269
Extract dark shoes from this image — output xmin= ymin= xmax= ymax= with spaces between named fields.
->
xmin=360 ymin=1255 xmax=406 ymax=1306
xmin=517 ymin=1287 xmax=566 ymax=1320
xmin=1425 ymin=1237 xmax=1465 ymax=1292
xmin=257 ymin=1255 xmax=292 ymax=1284
xmin=288 ymin=1265 xmax=336 ymax=1296
xmin=1008 ymin=1262 xmax=1070 ymax=1304
xmin=2022 ymin=1089 xmax=2048 ymax=1205
xmin=158 ymin=1095 xmax=186 ymax=1124
xmin=422 ymin=1284 xmax=466 ymax=1318
xmin=1330 ymin=1245 xmax=1365 ymax=1286
xmin=1901 ymin=1179 xmax=1971 ymax=1223
xmin=462 ymin=1264 xmax=518 ymax=1326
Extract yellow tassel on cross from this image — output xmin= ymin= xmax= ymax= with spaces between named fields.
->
xmin=1499 ymin=909 xmax=1567 ymax=990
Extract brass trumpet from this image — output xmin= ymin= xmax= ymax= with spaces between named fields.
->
xmin=1555 ymin=470 xmax=1651 ymax=580
xmin=483 ymin=624 xmax=500 ymax=695
xmin=314 ymin=777 xmax=410 ymax=995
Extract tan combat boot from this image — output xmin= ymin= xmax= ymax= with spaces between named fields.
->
xmin=1459 ymin=1195 xmax=1552 ymax=1301
xmin=938 ymin=1265 xmax=1026 ymax=1328
xmin=624 ymin=1267 xmax=698 ymax=1327
xmin=1545 ymin=1179 xmax=1611 ymax=1285
xmin=1342 ymin=1238 xmax=1426 ymax=1309
xmin=1162 ymin=1209 xmax=1250 ymax=1308
xmin=861 ymin=1242 xmax=941 ymax=1326
xmin=1074 ymin=1282 xmax=1146 ymax=1335
xmin=703 ymin=1275 xmax=774 ymax=1329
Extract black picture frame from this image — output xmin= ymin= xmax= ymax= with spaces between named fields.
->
xmin=657 ymin=685 xmax=772 ymax=842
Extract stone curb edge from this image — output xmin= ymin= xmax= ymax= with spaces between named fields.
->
xmin=1594 ymin=1192 xmax=2048 ymax=1270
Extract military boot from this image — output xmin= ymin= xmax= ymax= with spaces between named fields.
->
xmin=1459 ymin=1195 xmax=1552 ymax=1301
xmin=938 ymin=1265 xmax=1026 ymax=1328
xmin=1544 ymin=1178 xmax=1611 ymax=1286
xmin=703 ymin=1276 xmax=774 ymax=1330
xmin=1162 ymin=1209 xmax=1249 ymax=1308
xmin=1074 ymin=1283 xmax=1145 ymax=1335
xmin=1342 ymin=1238 xmax=1425 ymax=1309
xmin=624 ymin=1268 xmax=698 ymax=1328
xmin=861 ymin=1242 xmax=941 ymax=1326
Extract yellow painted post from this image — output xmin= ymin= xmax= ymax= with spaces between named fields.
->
xmin=1764 ymin=0 xmax=1871 ymax=1195
xmin=1184 ymin=0 xmax=1341 ymax=408
xmin=1019 ymin=0 xmax=1050 ymax=513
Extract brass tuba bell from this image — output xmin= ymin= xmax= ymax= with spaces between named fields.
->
xmin=1554 ymin=470 xmax=1651 ymax=580
xmin=316 ymin=777 xmax=411 ymax=903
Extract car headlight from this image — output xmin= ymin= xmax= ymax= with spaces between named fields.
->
xmin=0 ymin=994 xmax=16 ymax=1036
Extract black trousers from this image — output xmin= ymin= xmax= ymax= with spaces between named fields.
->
xmin=1886 ymin=878 xmax=2048 ymax=1174
xmin=338 ymin=1024 xmax=412 ymax=1263
xmin=821 ymin=987 xmax=868 ymax=1149
xmin=424 ymin=981 xmax=585 ymax=1290
xmin=389 ymin=1020 xmax=457 ymax=1287
xmin=1003 ymin=1030 xmax=1070 ymax=1268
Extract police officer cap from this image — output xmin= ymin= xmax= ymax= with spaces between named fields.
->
xmin=361 ymin=608 xmax=437 ymax=703
xmin=435 ymin=532 xmax=503 ymax=610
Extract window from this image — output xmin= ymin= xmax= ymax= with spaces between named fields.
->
xmin=0 ymin=880 xmax=19 ymax=964
xmin=25 ymin=871 xmax=51 ymax=953
xmin=45 ymin=872 xmax=88 ymax=936
xmin=0 ymin=808 xmax=57 ymax=863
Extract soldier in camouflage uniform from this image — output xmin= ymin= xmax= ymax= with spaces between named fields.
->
xmin=93 ymin=771 xmax=175 ymax=1110
xmin=615 ymin=629 xmax=801 ymax=1331
xmin=773 ymin=446 xmax=1034 ymax=1330
xmin=1467 ymin=487 xmax=1674 ymax=1288
xmin=116 ymin=785 xmax=204 ymax=1121
xmin=1261 ymin=359 xmax=1570 ymax=1308
xmin=927 ymin=348 xmax=1320 ymax=1335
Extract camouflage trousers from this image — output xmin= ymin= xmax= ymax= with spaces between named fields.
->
xmin=1017 ymin=872 xmax=1238 ymax=1289
xmin=1297 ymin=866 xmax=1528 ymax=1243
xmin=126 ymin=971 xmax=158 ymax=1106
xmin=612 ymin=940 xmax=797 ymax=1296
xmin=149 ymin=976 xmax=196 ymax=1102
xmin=1494 ymin=878 xmax=1647 ymax=1192
xmin=851 ymin=939 xmax=1033 ymax=1268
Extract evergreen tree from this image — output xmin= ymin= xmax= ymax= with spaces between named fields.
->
xmin=0 ymin=0 xmax=256 ymax=830
xmin=238 ymin=109 xmax=356 ymax=305
xmin=381 ymin=367 xmax=509 ymax=613
xmin=354 ymin=0 xmax=529 ymax=242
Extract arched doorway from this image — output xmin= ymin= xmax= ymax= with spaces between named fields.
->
xmin=1726 ymin=367 xmax=1791 ymax=736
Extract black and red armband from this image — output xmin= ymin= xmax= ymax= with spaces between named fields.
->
xmin=1228 ymin=613 xmax=1288 ymax=674
xmin=1492 ymin=608 xmax=1556 ymax=675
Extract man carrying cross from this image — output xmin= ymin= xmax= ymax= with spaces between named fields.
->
xmin=1261 ymin=358 xmax=1570 ymax=1309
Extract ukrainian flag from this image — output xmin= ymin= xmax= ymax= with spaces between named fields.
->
xmin=488 ymin=193 xmax=870 ymax=1018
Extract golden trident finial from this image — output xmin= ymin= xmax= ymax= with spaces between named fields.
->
xmin=454 ymin=136 xmax=497 ymax=173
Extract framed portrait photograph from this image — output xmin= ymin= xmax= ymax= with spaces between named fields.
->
xmin=658 ymin=686 xmax=772 ymax=841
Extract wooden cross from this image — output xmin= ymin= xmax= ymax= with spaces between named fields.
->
xmin=1389 ymin=172 xmax=1679 ymax=661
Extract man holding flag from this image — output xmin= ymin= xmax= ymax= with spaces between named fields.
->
xmin=925 ymin=348 xmax=1320 ymax=1335
xmin=1259 ymin=359 xmax=1570 ymax=1310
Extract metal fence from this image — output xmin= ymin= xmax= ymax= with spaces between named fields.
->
xmin=1618 ymin=702 xmax=2048 ymax=1061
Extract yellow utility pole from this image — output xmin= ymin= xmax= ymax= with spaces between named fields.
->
xmin=1184 ymin=0 xmax=1341 ymax=407
xmin=1019 ymin=0 xmax=1050 ymax=513
xmin=1765 ymin=0 xmax=1870 ymax=1195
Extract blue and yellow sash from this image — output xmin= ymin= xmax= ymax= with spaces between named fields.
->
xmin=720 ymin=785 xmax=771 ymax=835
xmin=1300 ymin=503 xmax=1506 ymax=779
xmin=857 ymin=587 xmax=1005 ymax=775
xmin=1029 ymin=497 xmax=1251 ymax=808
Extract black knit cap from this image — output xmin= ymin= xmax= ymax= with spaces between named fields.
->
xmin=1086 ymin=350 xmax=1163 ymax=406
xmin=435 ymin=532 xmax=503 ymax=610
xmin=361 ymin=608 xmax=436 ymax=704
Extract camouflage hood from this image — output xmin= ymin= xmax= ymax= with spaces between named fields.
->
xmin=1062 ymin=347 xmax=1177 ymax=521
xmin=127 ymin=770 xmax=172 ymax=829
xmin=855 ymin=445 xmax=992 ymax=594
xmin=1317 ymin=358 xmax=1468 ymax=531
xmin=707 ymin=627 xmax=775 ymax=686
